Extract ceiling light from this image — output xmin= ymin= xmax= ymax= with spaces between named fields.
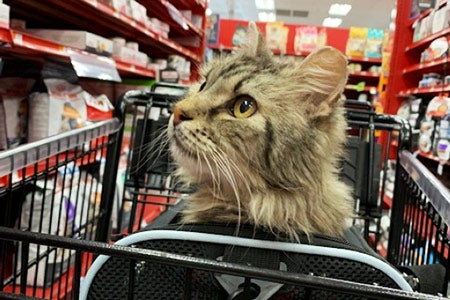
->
xmin=255 ymin=0 xmax=275 ymax=10
xmin=258 ymin=11 xmax=276 ymax=22
xmin=322 ymin=17 xmax=342 ymax=27
xmin=328 ymin=3 xmax=352 ymax=16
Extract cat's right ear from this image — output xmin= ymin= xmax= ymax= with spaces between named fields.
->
xmin=297 ymin=47 xmax=348 ymax=117
xmin=245 ymin=21 xmax=272 ymax=59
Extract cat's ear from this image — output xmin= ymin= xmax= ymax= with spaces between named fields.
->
xmin=297 ymin=46 xmax=348 ymax=117
xmin=245 ymin=21 xmax=272 ymax=59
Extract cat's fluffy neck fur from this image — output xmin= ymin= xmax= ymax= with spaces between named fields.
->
xmin=179 ymin=106 xmax=353 ymax=240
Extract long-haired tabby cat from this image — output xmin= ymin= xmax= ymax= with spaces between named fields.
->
xmin=168 ymin=23 xmax=353 ymax=241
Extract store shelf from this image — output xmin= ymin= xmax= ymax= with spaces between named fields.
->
xmin=6 ymin=0 xmax=202 ymax=63
xmin=170 ymin=0 xmax=207 ymax=12
xmin=345 ymin=85 xmax=378 ymax=92
xmin=0 ymin=28 xmax=157 ymax=79
xmin=403 ymin=55 xmax=450 ymax=74
xmin=407 ymin=0 xmax=447 ymax=26
xmin=348 ymin=71 xmax=381 ymax=78
xmin=405 ymin=27 xmax=450 ymax=53
xmin=208 ymin=44 xmax=312 ymax=57
xmin=347 ymin=56 xmax=382 ymax=64
xmin=416 ymin=150 xmax=450 ymax=165
xmin=398 ymin=84 xmax=450 ymax=96
xmin=146 ymin=0 xmax=204 ymax=38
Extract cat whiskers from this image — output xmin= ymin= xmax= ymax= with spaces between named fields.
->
xmin=129 ymin=126 xmax=170 ymax=175
xmin=201 ymin=150 xmax=221 ymax=198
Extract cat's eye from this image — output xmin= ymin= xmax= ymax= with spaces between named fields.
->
xmin=231 ymin=96 xmax=257 ymax=119
xmin=199 ymin=82 xmax=206 ymax=91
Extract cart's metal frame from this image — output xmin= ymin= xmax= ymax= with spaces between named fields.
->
xmin=0 ymin=92 xmax=448 ymax=299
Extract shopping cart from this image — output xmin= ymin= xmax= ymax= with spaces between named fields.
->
xmin=0 ymin=117 xmax=122 ymax=298
xmin=342 ymin=100 xmax=412 ymax=254
xmin=0 ymin=91 xmax=447 ymax=299
xmin=112 ymin=83 xmax=188 ymax=237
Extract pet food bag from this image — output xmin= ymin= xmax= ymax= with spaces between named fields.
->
xmin=17 ymin=165 xmax=101 ymax=287
xmin=0 ymin=78 xmax=35 ymax=148
xmin=28 ymin=78 xmax=88 ymax=142
xmin=346 ymin=27 xmax=368 ymax=57
xmin=266 ymin=22 xmax=288 ymax=53
xmin=364 ymin=28 xmax=384 ymax=58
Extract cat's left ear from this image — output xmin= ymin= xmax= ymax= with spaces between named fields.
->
xmin=297 ymin=46 xmax=348 ymax=117
xmin=246 ymin=21 xmax=272 ymax=59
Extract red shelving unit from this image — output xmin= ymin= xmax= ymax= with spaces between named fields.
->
xmin=4 ymin=0 xmax=208 ymax=80
xmin=0 ymin=28 xmax=157 ymax=79
xmin=405 ymin=27 xmax=450 ymax=52
xmin=385 ymin=0 xmax=450 ymax=114
xmin=398 ymin=84 xmax=450 ymax=96
xmin=403 ymin=55 xmax=450 ymax=74
xmin=349 ymin=71 xmax=381 ymax=78
xmin=347 ymin=56 xmax=382 ymax=64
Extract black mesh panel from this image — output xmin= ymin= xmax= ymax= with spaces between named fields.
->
xmin=87 ymin=239 xmax=401 ymax=300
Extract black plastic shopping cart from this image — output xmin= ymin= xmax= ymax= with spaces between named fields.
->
xmin=0 ymin=89 xmax=448 ymax=299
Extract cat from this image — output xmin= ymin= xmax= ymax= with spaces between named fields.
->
xmin=167 ymin=22 xmax=354 ymax=241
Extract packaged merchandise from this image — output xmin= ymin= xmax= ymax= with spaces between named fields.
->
xmin=0 ymin=78 xmax=35 ymax=148
xmin=232 ymin=24 xmax=248 ymax=46
xmin=346 ymin=27 xmax=368 ymax=57
xmin=420 ymin=37 xmax=448 ymax=62
xmin=0 ymin=3 xmax=9 ymax=29
xmin=28 ymin=78 xmax=88 ymax=142
xmin=294 ymin=26 xmax=327 ymax=54
xmin=431 ymin=6 xmax=450 ymax=34
xmin=112 ymin=41 xmax=148 ymax=67
xmin=104 ymin=0 xmax=131 ymax=16
xmin=364 ymin=28 xmax=383 ymax=58
xmin=129 ymin=0 xmax=147 ymax=24
xmin=17 ymin=167 xmax=100 ymax=287
xmin=418 ymin=95 xmax=450 ymax=155
xmin=26 ymin=29 xmax=113 ymax=56
xmin=265 ymin=22 xmax=288 ymax=53
xmin=84 ymin=92 xmax=114 ymax=121
xmin=418 ymin=14 xmax=433 ymax=40
xmin=418 ymin=73 xmax=442 ymax=87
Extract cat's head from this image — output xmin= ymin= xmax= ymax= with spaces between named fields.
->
xmin=168 ymin=22 xmax=348 ymax=208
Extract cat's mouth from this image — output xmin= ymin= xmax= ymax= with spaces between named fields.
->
xmin=172 ymin=130 xmax=197 ymax=159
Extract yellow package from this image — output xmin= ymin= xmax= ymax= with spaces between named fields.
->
xmin=346 ymin=27 xmax=368 ymax=57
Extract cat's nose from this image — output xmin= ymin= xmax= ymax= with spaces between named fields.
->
xmin=173 ymin=105 xmax=192 ymax=126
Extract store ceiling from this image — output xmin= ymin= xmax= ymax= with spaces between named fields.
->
xmin=208 ymin=0 xmax=397 ymax=30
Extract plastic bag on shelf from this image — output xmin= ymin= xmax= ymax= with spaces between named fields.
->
xmin=28 ymin=78 xmax=89 ymax=142
xmin=0 ymin=78 xmax=35 ymax=148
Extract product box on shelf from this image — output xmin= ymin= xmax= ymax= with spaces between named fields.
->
xmin=191 ymin=15 xmax=203 ymax=29
xmin=0 ymin=3 xmax=10 ymax=29
xmin=0 ymin=78 xmax=35 ymax=149
xmin=418 ymin=14 xmax=433 ymax=40
xmin=28 ymin=78 xmax=88 ymax=142
xmin=151 ymin=18 xmax=170 ymax=38
xmin=129 ymin=0 xmax=147 ymax=24
xmin=26 ymin=29 xmax=113 ymax=56
xmin=112 ymin=42 xmax=148 ymax=67
xmin=431 ymin=5 xmax=450 ymax=34
xmin=104 ymin=0 xmax=131 ymax=16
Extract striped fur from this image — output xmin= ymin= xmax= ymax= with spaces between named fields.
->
xmin=168 ymin=23 xmax=354 ymax=240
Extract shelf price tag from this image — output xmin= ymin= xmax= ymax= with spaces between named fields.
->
xmin=12 ymin=33 xmax=23 ymax=46
xmin=67 ymin=49 xmax=121 ymax=82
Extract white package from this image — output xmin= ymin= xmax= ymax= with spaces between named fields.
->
xmin=28 ymin=79 xmax=87 ymax=142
